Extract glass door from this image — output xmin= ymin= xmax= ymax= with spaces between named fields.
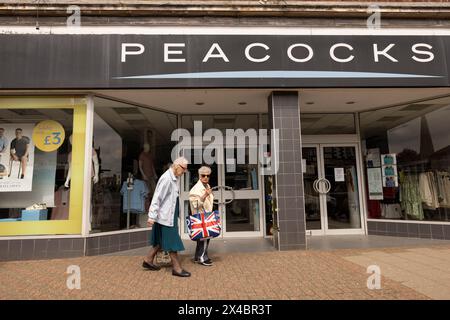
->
xmin=321 ymin=145 xmax=362 ymax=232
xmin=304 ymin=143 xmax=364 ymax=235
xmin=180 ymin=144 xmax=263 ymax=238
xmin=302 ymin=146 xmax=323 ymax=233
xmin=222 ymin=145 xmax=262 ymax=237
xmin=179 ymin=146 xmax=221 ymax=239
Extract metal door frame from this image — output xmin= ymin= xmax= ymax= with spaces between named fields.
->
xmin=303 ymin=136 xmax=366 ymax=236
xmin=179 ymin=143 xmax=264 ymax=239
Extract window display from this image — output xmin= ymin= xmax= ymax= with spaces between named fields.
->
xmin=92 ymin=97 xmax=177 ymax=232
xmin=360 ymin=97 xmax=450 ymax=222
xmin=0 ymin=97 xmax=87 ymax=236
xmin=0 ymin=113 xmax=72 ymax=220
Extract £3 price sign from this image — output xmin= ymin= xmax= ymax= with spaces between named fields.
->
xmin=33 ymin=120 xmax=66 ymax=152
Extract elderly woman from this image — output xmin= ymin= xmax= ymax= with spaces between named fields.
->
xmin=189 ymin=166 xmax=214 ymax=266
xmin=143 ymin=157 xmax=191 ymax=277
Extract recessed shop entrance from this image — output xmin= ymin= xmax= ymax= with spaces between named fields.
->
xmin=302 ymin=136 xmax=365 ymax=236
xmin=179 ymin=143 xmax=264 ymax=239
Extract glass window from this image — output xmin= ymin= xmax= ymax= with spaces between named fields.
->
xmin=0 ymin=109 xmax=73 ymax=221
xmin=360 ymin=98 xmax=450 ymax=222
xmin=92 ymin=98 xmax=177 ymax=232
xmin=301 ymin=113 xmax=355 ymax=134
xmin=0 ymin=97 xmax=86 ymax=236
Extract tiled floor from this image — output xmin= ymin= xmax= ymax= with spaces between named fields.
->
xmin=341 ymin=246 xmax=450 ymax=300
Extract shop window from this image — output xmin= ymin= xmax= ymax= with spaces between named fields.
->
xmin=0 ymin=97 xmax=87 ymax=236
xmin=92 ymin=98 xmax=177 ymax=232
xmin=360 ymin=98 xmax=450 ymax=222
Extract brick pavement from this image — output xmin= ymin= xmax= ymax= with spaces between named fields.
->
xmin=3 ymin=245 xmax=448 ymax=300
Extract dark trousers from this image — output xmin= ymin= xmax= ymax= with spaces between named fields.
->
xmin=194 ymin=239 xmax=210 ymax=262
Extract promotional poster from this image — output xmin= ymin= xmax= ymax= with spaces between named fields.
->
xmin=0 ymin=124 xmax=35 ymax=192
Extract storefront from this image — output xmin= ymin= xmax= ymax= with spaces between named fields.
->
xmin=1 ymin=27 xmax=450 ymax=261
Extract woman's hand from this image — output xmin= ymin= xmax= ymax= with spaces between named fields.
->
xmin=147 ymin=219 xmax=155 ymax=228
xmin=201 ymin=188 xmax=212 ymax=201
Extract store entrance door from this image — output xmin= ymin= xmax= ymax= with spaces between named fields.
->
xmin=179 ymin=144 xmax=263 ymax=239
xmin=303 ymin=142 xmax=365 ymax=235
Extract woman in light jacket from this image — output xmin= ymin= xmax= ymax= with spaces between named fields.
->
xmin=144 ymin=157 xmax=191 ymax=277
xmin=189 ymin=166 xmax=214 ymax=266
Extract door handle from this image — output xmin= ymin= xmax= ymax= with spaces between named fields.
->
xmin=314 ymin=178 xmax=331 ymax=195
xmin=323 ymin=179 xmax=331 ymax=194
xmin=222 ymin=186 xmax=235 ymax=204
xmin=211 ymin=185 xmax=235 ymax=205
xmin=313 ymin=179 xmax=320 ymax=193
xmin=211 ymin=186 xmax=221 ymax=205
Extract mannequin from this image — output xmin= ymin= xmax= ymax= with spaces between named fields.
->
xmin=138 ymin=143 xmax=157 ymax=192
xmin=64 ymin=135 xmax=99 ymax=188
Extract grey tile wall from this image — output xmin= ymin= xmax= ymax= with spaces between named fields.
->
xmin=1 ymin=230 xmax=151 ymax=261
xmin=367 ymin=221 xmax=450 ymax=240
xmin=0 ymin=238 xmax=85 ymax=261
xmin=85 ymin=230 xmax=150 ymax=256
xmin=270 ymin=91 xmax=306 ymax=250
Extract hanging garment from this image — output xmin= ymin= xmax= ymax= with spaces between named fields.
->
xmin=400 ymin=173 xmax=424 ymax=220
xmin=120 ymin=179 xmax=149 ymax=214
xmin=419 ymin=172 xmax=434 ymax=207
xmin=437 ymin=171 xmax=450 ymax=208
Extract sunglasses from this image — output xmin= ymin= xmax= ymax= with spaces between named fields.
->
xmin=201 ymin=174 xmax=210 ymax=178
xmin=178 ymin=164 xmax=187 ymax=171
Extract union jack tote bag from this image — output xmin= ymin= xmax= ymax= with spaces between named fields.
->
xmin=186 ymin=210 xmax=221 ymax=241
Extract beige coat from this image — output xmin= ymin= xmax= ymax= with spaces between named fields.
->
xmin=189 ymin=180 xmax=214 ymax=214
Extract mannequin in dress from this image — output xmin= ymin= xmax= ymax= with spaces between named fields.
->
xmin=64 ymin=135 xmax=99 ymax=188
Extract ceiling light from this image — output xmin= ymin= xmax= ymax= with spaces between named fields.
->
xmin=238 ymin=102 xmax=247 ymax=105
xmin=346 ymin=101 xmax=355 ymax=104
xmin=195 ymin=102 xmax=204 ymax=106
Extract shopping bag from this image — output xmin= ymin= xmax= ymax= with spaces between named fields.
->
xmin=186 ymin=209 xmax=221 ymax=241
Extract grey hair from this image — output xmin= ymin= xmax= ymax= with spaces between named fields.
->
xmin=172 ymin=156 xmax=189 ymax=168
xmin=198 ymin=166 xmax=212 ymax=175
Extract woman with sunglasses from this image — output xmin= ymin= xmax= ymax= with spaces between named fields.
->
xmin=189 ymin=166 xmax=215 ymax=266
xmin=144 ymin=157 xmax=191 ymax=277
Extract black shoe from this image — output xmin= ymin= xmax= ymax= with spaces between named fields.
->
xmin=172 ymin=269 xmax=191 ymax=277
xmin=142 ymin=260 xmax=161 ymax=271
xmin=199 ymin=260 xmax=213 ymax=266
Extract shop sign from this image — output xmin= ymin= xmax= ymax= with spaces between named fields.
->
xmin=0 ymin=34 xmax=449 ymax=88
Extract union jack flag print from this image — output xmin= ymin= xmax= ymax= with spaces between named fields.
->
xmin=186 ymin=211 xmax=221 ymax=241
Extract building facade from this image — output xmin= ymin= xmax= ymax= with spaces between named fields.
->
xmin=1 ymin=1 xmax=450 ymax=261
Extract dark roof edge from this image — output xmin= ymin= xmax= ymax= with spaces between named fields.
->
xmin=2 ymin=1 xmax=450 ymax=19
